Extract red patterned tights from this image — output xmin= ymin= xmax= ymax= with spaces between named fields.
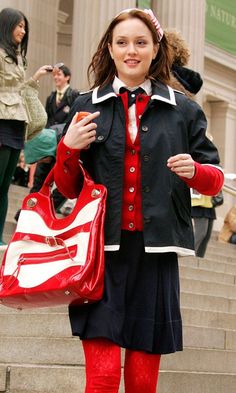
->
xmin=82 ymin=338 xmax=161 ymax=393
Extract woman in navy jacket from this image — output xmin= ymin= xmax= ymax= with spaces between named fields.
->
xmin=54 ymin=8 xmax=224 ymax=393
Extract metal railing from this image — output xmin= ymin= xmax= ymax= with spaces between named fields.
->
xmin=223 ymin=173 xmax=236 ymax=196
xmin=223 ymin=181 xmax=236 ymax=197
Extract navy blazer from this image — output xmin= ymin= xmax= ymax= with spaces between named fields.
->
xmin=60 ymin=81 xmax=221 ymax=256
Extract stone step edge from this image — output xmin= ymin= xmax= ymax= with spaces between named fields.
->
xmin=180 ymin=258 xmax=236 ymax=271
xmin=1 ymin=323 xmax=235 ymax=339
xmin=1 ymin=297 xmax=236 ymax=315
xmin=160 ymin=370 xmax=236 ymax=376
xmin=0 ymin=363 xmax=235 ymax=375
xmin=181 ymin=289 xmax=236 ymax=302
xmin=0 ymin=363 xmax=81 ymax=369
xmin=179 ymin=265 xmax=236 ymax=283
xmin=181 ymin=276 xmax=236 ymax=291
xmin=0 ymin=302 xmax=235 ymax=315
xmin=183 ymin=256 xmax=236 ymax=268
xmin=181 ymin=306 xmax=236 ymax=318
xmin=1 ymin=288 xmax=236 ymax=314
xmin=205 ymin=252 xmax=236 ymax=262
xmin=1 ymin=363 xmax=236 ymax=381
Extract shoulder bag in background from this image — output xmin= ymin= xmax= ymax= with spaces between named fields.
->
xmin=23 ymin=84 xmax=48 ymax=140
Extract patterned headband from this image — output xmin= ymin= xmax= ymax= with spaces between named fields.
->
xmin=115 ymin=8 xmax=163 ymax=42
xmin=144 ymin=9 xmax=163 ymax=42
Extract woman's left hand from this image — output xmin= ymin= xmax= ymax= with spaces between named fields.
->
xmin=167 ymin=154 xmax=195 ymax=179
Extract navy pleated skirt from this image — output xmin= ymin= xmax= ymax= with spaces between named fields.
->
xmin=69 ymin=230 xmax=183 ymax=354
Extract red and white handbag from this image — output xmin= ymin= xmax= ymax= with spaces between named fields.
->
xmin=0 ymin=163 xmax=107 ymax=309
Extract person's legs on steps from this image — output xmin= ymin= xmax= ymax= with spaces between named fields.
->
xmin=82 ymin=338 xmax=121 ymax=393
xmin=193 ymin=217 xmax=209 ymax=257
xmin=197 ymin=218 xmax=214 ymax=257
xmin=0 ymin=145 xmax=20 ymax=242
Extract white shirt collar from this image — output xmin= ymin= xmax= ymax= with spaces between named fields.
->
xmin=112 ymin=76 xmax=152 ymax=96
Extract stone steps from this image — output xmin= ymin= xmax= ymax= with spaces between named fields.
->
xmin=1 ymin=288 xmax=236 ymax=314
xmin=181 ymin=291 xmax=236 ymax=313
xmin=1 ymin=342 xmax=236 ymax=371
xmin=0 ymin=306 xmax=235 ymax=338
xmin=182 ymin=256 xmax=236 ymax=275
xmin=0 ymin=364 xmax=235 ymax=393
xmin=158 ymin=371 xmax=236 ymax=393
xmin=0 ymin=185 xmax=235 ymax=392
xmin=181 ymin=276 xmax=236 ymax=298
xmin=5 ymin=184 xmax=28 ymax=223
xmin=179 ymin=264 xmax=235 ymax=285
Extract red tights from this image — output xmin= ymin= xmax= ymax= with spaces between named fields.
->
xmin=82 ymin=338 xmax=161 ymax=393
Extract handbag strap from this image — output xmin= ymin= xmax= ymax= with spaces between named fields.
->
xmin=13 ymin=221 xmax=91 ymax=246
xmin=40 ymin=162 xmax=94 ymax=198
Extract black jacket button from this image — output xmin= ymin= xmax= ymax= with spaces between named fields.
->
xmin=143 ymin=186 xmax=150 ymax=193
xmin=143 ymin=155 xmax=150 ymax=162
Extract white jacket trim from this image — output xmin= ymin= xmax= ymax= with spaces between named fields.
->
xmin=105 ymin=244 xmax=195 ymax=256
xmin=92 ymin=87 xmax=117 ymax=103
xmin=151 ymin=85 xmax=176 ymax=106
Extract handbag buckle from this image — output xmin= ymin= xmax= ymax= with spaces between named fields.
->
xmin=91 ymin=188 xmax=101 ymax=198
xmin=45 ymin=236 xmax=59 ymax=247
xmin=27 ymin=197 xmax=38 ymax=208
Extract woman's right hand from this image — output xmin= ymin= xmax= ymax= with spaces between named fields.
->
xmin=32 ymin=65 xmax=54 ymax=81
xmin=63 ymin=111 xmax=100 ymax=150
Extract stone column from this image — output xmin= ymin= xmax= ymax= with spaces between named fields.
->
xmin=209 ymin=103 xmax=236 ymax=173
xmin=205 ymin=101 xmax=236 ymax=172
xmin=153 ymin=0 xmax=206 ymax=73
xmin=71 ymin=0 xmax=136 ymax=90
xmin=208 ymin=102 xmax=236 ymax=230
xmin=153 ymin=0 xmax=205 ymax=103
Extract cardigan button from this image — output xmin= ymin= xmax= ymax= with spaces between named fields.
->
xmin=129 ymin=222 xmax=134 ymax=229
xmin=141 ymin=125 xmax=148 ymax=132
xmin=97 ymin=135 xmax=104 ymax=141
xmin=129 ymin=187 xmax=135 ymax=193
xmin=130 ymin=149 xmax=136 ymax=155
xmin=129 ymin=167 xmax=135 ymax=173
xmin=66 ymin=150 xmax=71 ymax=155
xmin=63 ymin=168 xmax=68 ymax=174
xmin=128 ymin=205 xmax=134 ymax=211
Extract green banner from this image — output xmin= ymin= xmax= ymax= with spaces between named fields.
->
xmin=137 ymin=0 xmax=152 ymax=9
xmin=206 ymin=0 xmax=236 ymax=55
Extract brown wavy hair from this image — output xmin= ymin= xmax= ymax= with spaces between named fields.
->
xmin=164 ymin=29 xmax=192 ymax=97
xmin=164 ymin=29 xmax=190 ymax=66
xmin=87 ymin=9 xmax=172 ymax=88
